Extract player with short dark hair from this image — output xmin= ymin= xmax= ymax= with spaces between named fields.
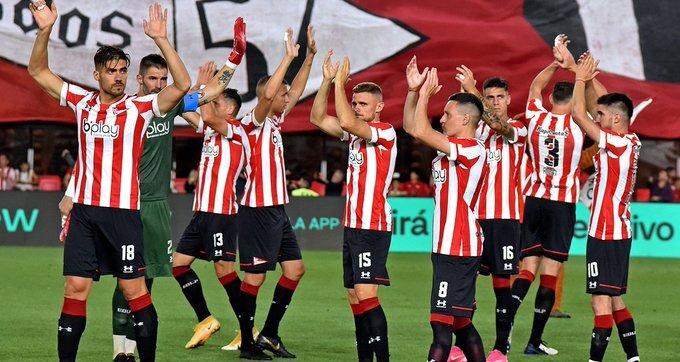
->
xmin=28 ymin=3 xmax=192 ymax=361
xmin=569 ymin=51 xmax=641 ymax=362
xmin=235 ymin=26 xmax=316 ymax=360
xmin=310 ymin=51 xmax=397 ymax=362
xmin=504 ymin=34 xmax=585 ymax=356
xmin=403 ymin=59 xmax=487 ymax=362
xmin=456 ymin=67 xmax=528 ymax=362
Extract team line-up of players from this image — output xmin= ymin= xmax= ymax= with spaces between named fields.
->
xmin=26 ymin=1 xmax=641 ymax=361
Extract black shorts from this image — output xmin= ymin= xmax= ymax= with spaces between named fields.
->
xmin=237 ymin=205 xmax=302 ymax=273
xmin=430 ymin=254 xmax=479 ymax=318
xmin=479 ymin=219 xmax=521 ymax=276
xmin=586 ymin=236 xmax=632 ymax=296
xmin=63 ymin=204 xmax=145 ymax=280
xmin=176 ymin=212 xmax=237 ymax=262
xmin=520 ymin=196 xmax=575 ymax=262
xmin=342 ymin=228 xmax=391 ymax=288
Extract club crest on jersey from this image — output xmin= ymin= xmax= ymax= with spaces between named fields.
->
xmin=147 ymin=120 xmax=170 ymax=138
xmin=486 ymin=149 xmax=502 ymax=163
xmin=348 ymin=151 xmax=364 ymax=166
xmin=432 ymin=169 xmax=447 ymax=183
xmin=202 ymin=144 xmax=220 ymax=157
xmin=82 ymin=121 xmax=119 ymax=139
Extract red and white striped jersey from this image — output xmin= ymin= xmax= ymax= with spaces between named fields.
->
xmin=589 ymin=129 xmax=640 ymax=240
xmin=524 ymin=98 xmax=584 ymax=203
xmin=60 ymin=82 xmax=159 ymax=210
xmin=238 ymin=111 xmax=288 ymax=207
xmin=193 ymin=119 xmax=244 ymax=215
xmin=432 ymin=137 xmax=487 ymax=257
xmin=475 ymin=120 xmax=527 ymax=220
xmin=341 ymin=122 xmax=397 ymax=231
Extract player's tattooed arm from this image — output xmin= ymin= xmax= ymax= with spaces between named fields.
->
xmin=455 ymin=65 xmax=515 ymax=140
xmin=572 ymin=53 xmax=602 ymax=143
xmin=334 ymin=57 xmax=373 ymax=141
xmin=27 ymin=1 xmax=64 ymax=101
xmin=310 ymin=50 xmax=344 ymax=138
xmin=284 ymin=25 xmax=318 ymax=117
xmin=407 ymin=68 xmax=451 ymax=154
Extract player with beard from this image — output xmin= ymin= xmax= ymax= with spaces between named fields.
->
xmin=404 ymin=60 xmax=487 ymax=362
xmin=310 ymin=52 xmax=397 ymax=362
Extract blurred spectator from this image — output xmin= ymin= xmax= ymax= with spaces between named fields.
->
xmin=650 ymin=169 xmax=673 ymax=202
xmin=291 ymin=175 xmax=319 ymax=197
xmin=400 ymin=170 xmax=431 ymax=197
xmin=170 ymin=169 xmax=178 ymax=194
xmin=185 ymin=168 xmax=198 ymax=193
xmin=15 ymin=162 xmax=38 ymax=191
xmin=667 ymin=166 xmax=677 ymax=180
xmin=673 ymin=177 xmax=680 ymax=203
xmin=325 ymin=169 xmax=345 ymax=196
xmin=388 ymin=177 xmax=407 ymax=196
xmin=0 ymin=153 xmax=17 ymax=191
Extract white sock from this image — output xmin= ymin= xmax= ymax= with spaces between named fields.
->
xmin=124 ymin=337 xmax=137 ymax=355
xmin=113 ymin=335 xmax=126 ymax=357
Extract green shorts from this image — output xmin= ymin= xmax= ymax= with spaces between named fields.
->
xmin=140 ymin=199 xmax=173 ymax=278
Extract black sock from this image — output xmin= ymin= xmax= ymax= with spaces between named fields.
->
xmin=590 ymin=314 xmax=613 ymax=361
xmin=510 ymin=270 xmax=535 ymax=318
xmin=614 ymin=309 xmax=639 ymax=360
xmin=261 ymin=276 xmax=298 ymax=338
xmin=219 ymin=272 xmax=242 ymax=320
xmin=58 ymin=298 xmax=87 ymax=362
xmin=453 ymin=319 xmax=485 ymax=362
xmin=238 ymin=282 xmax=260 ymax=349
xmin=128 ymin=294 xmax=158 ymax=362
xmin=361 ymin=297 xmax=389 ymax=362
xmin=124 ymin=278 xmax=154 ymax=341
xmin=351 ymin=304 xmax=372 ymax=361
xmin=492 ymin=275 xmax=512 ymax=354
xmin=427 ymin=320 xmax=452 ymax=362
xmin=529 ymin=275 xmax=557 ymax=346
xmin=173 ymin=266 xmax=211 ymax=322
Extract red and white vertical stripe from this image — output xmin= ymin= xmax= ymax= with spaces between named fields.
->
xmin=193 ymin=120 xmax=244 ymax=215
xmin=524 ymin=98 xmax=584 ymax=203
xmin=238 ymin=111 xmax=288 ymax=207
xmin=60 ymin=83 xmax=157 ymax=210
xmin=589 ymin=130 xmax=640 ymax=240
xmin=342 ymin=123 xmax=397 ymax=231
xmin=432 ymin=138 xmax=487 ymax=257
xmin=475 ymin=120 xmax=527 ymax=220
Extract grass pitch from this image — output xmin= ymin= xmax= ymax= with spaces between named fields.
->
xmin=1 ymin=246 xmax=678 ymax=361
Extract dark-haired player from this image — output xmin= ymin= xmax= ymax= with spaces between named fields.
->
xmin=403 ymin=60 xmax=487 ymax=362
xmin=310 ymin=52 xmax=397 ymax=362
xmin=569 ymin=52 xmax=641 ymax=362
xmin=455 ymin=67 xmax=527 ymax=362
xmin=56 ymin=20 xmax=247 ymax=361
xmin=505 ymin=36 xmax=585 ymax=356
xmin=235 ymin=26 xmax=316 ymax=360
xmin=28 ymin=3 xmax=191 ymax=361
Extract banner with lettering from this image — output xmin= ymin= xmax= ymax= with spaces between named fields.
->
xmin=0 ymin=0 xmax=679 ymax=138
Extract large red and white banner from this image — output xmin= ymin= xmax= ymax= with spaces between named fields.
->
xmin=0 ymin=0 xmax=678 ymax=138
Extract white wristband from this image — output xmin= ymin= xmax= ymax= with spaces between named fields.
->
xmin=225 ymin=60 xmax=238 ymax=69
xmin=199 ymin=84 xmax=206 ymax=90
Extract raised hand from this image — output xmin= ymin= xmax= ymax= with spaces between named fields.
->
xmin=406 ymin=56 xmax=428 ymax=92
xmin=552 ymin=34 xmax=570 ymax=62
xmin=284 ymin=28 xmax=300 ymax=59
xmin=228 ymin=17 xmax=246 ymax=66
xmin=575 ymin=53 xmax=600 ymax=82
xmin=554 ymin=42 xmax=576 ymax=71
xmin=455 ymin=64 xmax=477 ymax=92
xmin=322 ymin=50 xmax=339 ymax=81
xmin=143 ymin=3 xmax=168 ymax=40
xmin=196 ymin=61 xmax=216 ymax=87
xmin=307 ymin=25 xmax=317 ymax=55
xmin=335 ymin=57 xmax=351 ymax=86
xmin=29 ymin=0 xmax=58 ymax=31
xmin=419 ymin=68 xmax=442 ymax=98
